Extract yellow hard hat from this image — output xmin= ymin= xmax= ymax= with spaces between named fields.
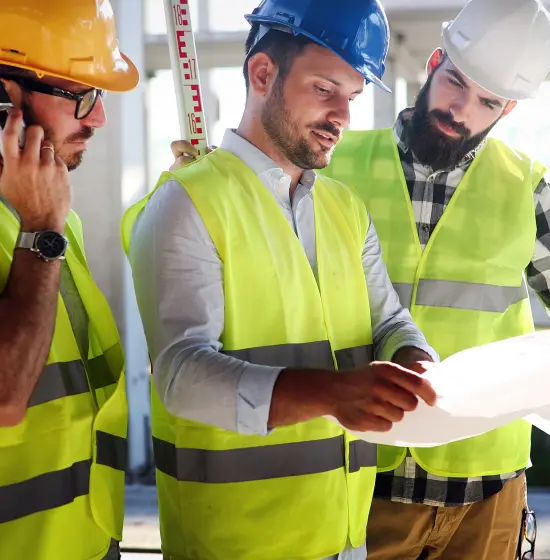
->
xmin=0 ymin=0 xmax=139 ymax=92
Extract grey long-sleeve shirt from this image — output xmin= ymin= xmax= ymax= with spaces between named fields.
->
xmin=129 ymin=129 xmax=437 ymax=436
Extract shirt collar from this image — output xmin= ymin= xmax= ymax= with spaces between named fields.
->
xmin=393 ymin=108 xmax=486 ymax=171
xmin=220 ymin=129 xmax=317 ymax=190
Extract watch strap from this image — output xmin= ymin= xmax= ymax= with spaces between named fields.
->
xmin=16 ymin=231 xmax=38 ymax=250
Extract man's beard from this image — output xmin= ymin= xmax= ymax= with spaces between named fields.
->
xmin=261 ymin=77 xmax=340 ymax=170
xmin=21 ymin=97 xmax=94 ymax=172
xmin=407 ymin=74 xmax=497 ymax=171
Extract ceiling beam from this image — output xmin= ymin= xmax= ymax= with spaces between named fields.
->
xmin=145 ymin=7 xmax=550 ymax=84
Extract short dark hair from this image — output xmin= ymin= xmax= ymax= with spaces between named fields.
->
xmin=0 ymin=64 xmax=37 ymax=80
xmin=243 ymin=23 xmax=312 ymax=92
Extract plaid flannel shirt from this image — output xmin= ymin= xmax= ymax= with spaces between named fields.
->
xmin=374 ymin=109 xmax=550 ymax=507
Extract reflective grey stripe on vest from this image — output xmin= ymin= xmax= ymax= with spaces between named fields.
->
xmin=28 ymin=357 xmax=116 ymax=408
xmin=224 ymin=341 xmax=334 ymax=369
xmin=96 ymin=430 xmax=127 ymax=472
xmin=416 ymin=279 xmax=528 ymax=313
xmin=393 ymin=282 xmax=414 ymax=309
xmin=29 ymin=360 xmax=89 ymax=407
xmin=0 ymin=459 xmax=90 ymax=524
xmin=60 ymin=265 xmax=118 ymax=393
xmin=87 ymin=354 xmax=119 ymax=392
xmin=154 ymin=435 xmax=376 ymax=483
xmin=334 ymin=345 xmax=374 ymax=369
xmin=153 ymin=435 xmax=344 ymax=483
xmin=60 ymin=262 xmax=89 ymax=362
xmin=0 ymin=431 xmax=126 ymax=524
xmin=349 ymin=440 xmax=377 ymax=473
xmin=224 ymin=341 xmax=374 ymax=370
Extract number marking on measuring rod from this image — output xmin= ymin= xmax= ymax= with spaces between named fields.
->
xmin=164 ymin=0 xmax=208 ymax=155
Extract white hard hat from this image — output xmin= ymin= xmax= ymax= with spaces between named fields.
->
xmin=442 ymin=0 xmax=550 ymax=100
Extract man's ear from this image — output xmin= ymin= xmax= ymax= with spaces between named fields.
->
xmin=502 ymin=100 xmax=517 ymax=117
xmin=426 ymin=48 xmax=444 ymax=77
xmin=246 ymin=52 xmax=278 ymax=98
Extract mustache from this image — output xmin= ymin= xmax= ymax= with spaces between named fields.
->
xmin=311 ymin=122 xmax=341 ymax=140
xmin=66 ymin=127 xmax=94 ymax=143
xmin=430 ymin=110 xmax=471 ymax=138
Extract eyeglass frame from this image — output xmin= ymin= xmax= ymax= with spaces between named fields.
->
xmin=517 ymin=508 xmax=537 ymax=560
xmin=1 ymin=77 xmax=105 ymax=120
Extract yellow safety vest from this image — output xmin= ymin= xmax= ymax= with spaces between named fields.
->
xmin=0 ymin=204 xmax=128 ymax=560
xmin=122 ymin=148 xmax=377 ymax=560
xmin=322 ymin=128 xmax=546 ymax=477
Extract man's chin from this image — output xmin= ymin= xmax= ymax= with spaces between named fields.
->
xmin=314 ymin=157 xmax=331 ymax=170
xmin=306 ymin=144 xmax=334 ymax=169
xmin=301 ymin=151 xmax=330 ymax=170
xmin=65 ymin=151 xmax=85 ymax=172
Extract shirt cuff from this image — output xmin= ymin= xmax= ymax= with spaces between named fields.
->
xmin=378 ymin=333 xmax=440 ymax=364
xmin=237 ymin=365 xmax=284 ymax=435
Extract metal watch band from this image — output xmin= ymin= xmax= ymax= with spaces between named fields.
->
xmin=16 ymin=231 xmax=39 ymax=250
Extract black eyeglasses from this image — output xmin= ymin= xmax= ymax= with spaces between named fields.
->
xmin=517 ymin=508 xmax=537 ymax=560
xmin=8 ymin=77 xmax=105 ymax=120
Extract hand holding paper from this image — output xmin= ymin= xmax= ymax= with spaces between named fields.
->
xmin=328 ymin=331 xmax=550 ymax=447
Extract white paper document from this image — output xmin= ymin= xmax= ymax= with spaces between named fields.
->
xmin=329 ymin=331 xmax=550 ymax=447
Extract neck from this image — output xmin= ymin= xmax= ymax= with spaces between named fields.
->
xmin=237 ymin=112 xmax=303 ymax=192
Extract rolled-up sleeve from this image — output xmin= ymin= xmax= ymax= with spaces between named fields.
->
xmin=362 ymin=218 xmax=439 ymax=363
xmin=128 ymin=180 xmax=282 ymax=435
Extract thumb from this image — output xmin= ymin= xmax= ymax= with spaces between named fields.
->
xmin=407 ymin=361 xmax=435 ymax=375
xmin=169 ymin=155 xmax=195 ymax=171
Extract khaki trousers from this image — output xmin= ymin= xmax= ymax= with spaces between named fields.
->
xmin=366 ymin=473 xmax=526 ymax=560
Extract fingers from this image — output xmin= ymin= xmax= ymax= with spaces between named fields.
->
xmin=384 ymin=366 xmax=437 ymax=407
xmin=341 ymin=412 xmax=393 ymax=433
xmin=362 ymin=414 xmax=393 ymax=432
xmin=170 ymin=139 xmax=198 ymax=158
xmin=412 ymin=378 xmax=437 ymax=407
xmin=39 ymin=143 xmax=55 ymax=164
xmin=374 ymin=379 xmax=419 ymax=411
xmin=1 ymin=109 xmax=24 ymax=159
xmin=369 ymin=398 xmax=406 ymax=423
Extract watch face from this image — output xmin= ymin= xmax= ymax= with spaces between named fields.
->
xmin=35 ymin=231 xmax=67 ymax=259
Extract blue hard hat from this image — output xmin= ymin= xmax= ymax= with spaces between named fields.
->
xmin=245 ymin=0 xmax=391 ymax=92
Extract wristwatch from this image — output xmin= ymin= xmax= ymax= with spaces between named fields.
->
xmin=16 ymin=231 xmax=69 ymax=261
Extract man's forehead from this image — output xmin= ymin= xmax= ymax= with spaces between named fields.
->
xmin=441 ymin=57 xmax=470 ymax=85
xmin=294 ymin=44 xmax=364 ymax=88
xmin=39 ymin=74 xmax=92 ymax=93
xmin=440 ymin=56 xmax=506 ymax=103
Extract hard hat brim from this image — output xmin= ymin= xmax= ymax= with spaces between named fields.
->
xmin=0 ymin=52 xmax=140 ymax=93
xmin=75 ymin=52 xmax=140 ymax=93
xmin=368 ymin=72 xmax=392 ymax=93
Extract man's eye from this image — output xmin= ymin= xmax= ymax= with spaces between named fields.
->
xmin=449 ymin=79 xmax=463 ymax=88
xmin=315 ymin=86 xmax=331 ymax=95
